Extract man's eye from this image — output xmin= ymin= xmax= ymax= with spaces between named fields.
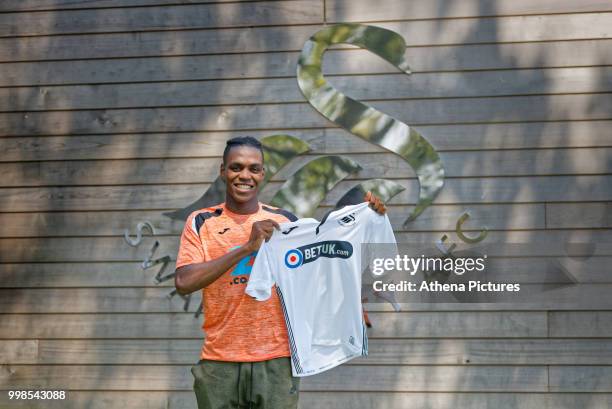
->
xmin=251 ymin=167 xmax=262 ymax=173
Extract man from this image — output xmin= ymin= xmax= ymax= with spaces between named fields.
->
xmin=175 ymin=136 xmax=386 ymax=409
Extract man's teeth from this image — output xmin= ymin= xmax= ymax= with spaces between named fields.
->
xmin=236 ymin=184 xmax=254 ymax=190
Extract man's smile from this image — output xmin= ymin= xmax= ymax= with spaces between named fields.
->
xmin=234 ymin=183 xmax=255 ymax=191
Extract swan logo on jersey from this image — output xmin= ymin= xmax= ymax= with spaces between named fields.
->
xmin=338 ymin=213 xmax=356 ymax=227
xmin=284 ymin=240 xmax=353 ymax=269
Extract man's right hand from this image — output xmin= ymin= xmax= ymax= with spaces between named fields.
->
xmin=245 ymin=219 xmax=280 ymax=252
xmin=176 ymin=219 xmax=279 ymax=295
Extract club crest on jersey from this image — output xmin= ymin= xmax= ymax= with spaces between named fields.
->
xmin=284 ymin=240 xmax=353 ymax=269
xmin=337 ymin=213 xmax=356 ymax=227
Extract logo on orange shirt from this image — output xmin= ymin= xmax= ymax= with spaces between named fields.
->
xmin=228 ymin=246 xmax=257 ymax=285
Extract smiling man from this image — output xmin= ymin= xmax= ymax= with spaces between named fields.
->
xmin=175 ymin=136 xmax=386 ymax=409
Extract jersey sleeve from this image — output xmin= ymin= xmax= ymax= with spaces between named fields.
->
xmin=176 ymin=213 xmax=206 ymax=268
xmin=364 ymin=209 xmax=398 ymax=272
xmin=367 ymin=210 xmax=397 ymax=244
xmin=245 ymin=240 xmax=277 ymax=301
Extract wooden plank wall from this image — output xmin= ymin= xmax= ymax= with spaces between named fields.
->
xmin=1 ymin=0 xmax=611 ymax=407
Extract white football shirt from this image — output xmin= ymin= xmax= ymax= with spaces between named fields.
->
xmin=245 ymin=202 xmax=397 ymax=376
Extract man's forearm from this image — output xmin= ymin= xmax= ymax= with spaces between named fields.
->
xmin=175 ymin=245 xmax=253 ymax=295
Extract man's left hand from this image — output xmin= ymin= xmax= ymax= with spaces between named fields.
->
xmin=364 ymin=191 xmax=386 ymax=215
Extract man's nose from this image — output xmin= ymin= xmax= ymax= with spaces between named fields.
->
xmin=238 ymin=168 xmax=252 ymax=180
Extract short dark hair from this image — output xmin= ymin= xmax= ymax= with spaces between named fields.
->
xmin=222 ymin=136 xmax=264 ymax=164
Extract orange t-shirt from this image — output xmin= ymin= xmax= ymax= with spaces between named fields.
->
xmin=176 ymin=202 xmax=295 ymax=362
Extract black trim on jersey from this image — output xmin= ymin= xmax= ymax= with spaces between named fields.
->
xmin=282 ymin=226 xmax=299 ymax=235
xmin=194 ymin=208 xmax=223 ymax=233
xmin=315 ymin=204 xmax=349 ymax=235
xmin=262 ymin=205 xmax=298 ymax=222
xmin=276 ymin=286 xmax=303 ymax=374
xmin=362 ymin=321 xmax=369 ymax=356
xmin=315 ymin=209 xmax=333 ymax=235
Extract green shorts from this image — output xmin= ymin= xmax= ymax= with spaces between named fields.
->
xmin=190 ymin=357 xmax=300 ymax=409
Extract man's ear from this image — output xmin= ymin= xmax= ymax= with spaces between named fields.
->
xmin=219 ymin=162 xmax=226 ymax=181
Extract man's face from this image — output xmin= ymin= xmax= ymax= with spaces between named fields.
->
xmin=221 ymin=146 xmax=265 ymax=204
